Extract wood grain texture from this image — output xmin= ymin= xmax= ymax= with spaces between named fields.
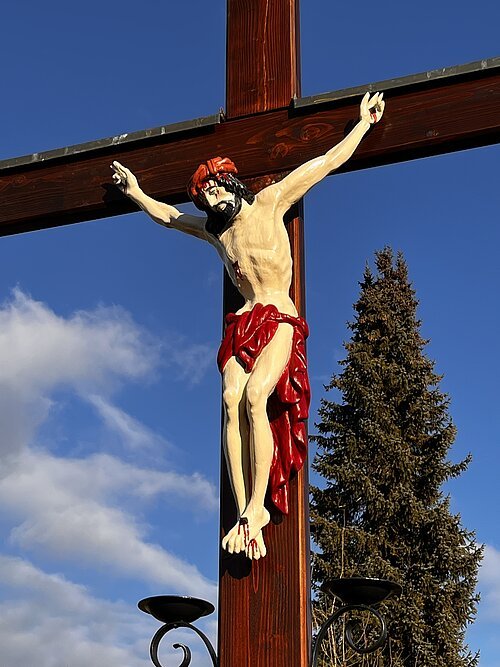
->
xmin=1 ymin=67 xmax=500 ymax=236
xmin=219 ymin=206 xmax=311 ymax=667
xmin=219 ymin=2 xmax=310 ymax=666
xmin=226 ymin=0 xmax=300 ymax=118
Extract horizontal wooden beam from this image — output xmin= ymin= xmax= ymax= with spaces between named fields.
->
xmin=1 ymin=57 xmax=499 ymax=236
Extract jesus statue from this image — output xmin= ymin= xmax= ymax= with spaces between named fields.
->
xmin=111 ymin=91 xmax=385 ymax=560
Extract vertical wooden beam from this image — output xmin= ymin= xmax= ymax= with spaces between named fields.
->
xmin=219 ymin=2 xmax=311 ymax=666
xmin=225 ymin=0 xmax=301 ymax=118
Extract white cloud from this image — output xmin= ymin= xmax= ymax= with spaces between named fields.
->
xmin=0 ymin=555 xmax=217 ymax=667
xmin=0 ymin=287 xmax=156 ymax=391
xmin=0 ymin=288 xmax=213 ymax=471
xmin=0 ymin=288 xmax=158 ymax=460
xmin=88 ymin=393 xmax=171 ymax=453
xmin=0 ymin=436 xmax=216 ymax=604
xmin=0 ymin=555 xmax=151 ymax=667
xmin=478 ymin=544 xmax=500 ymax=620
xmin=0 ymin=448 xmax=217 ymax=515
xmin=161 ymin=335 xmax=214 ymax=387
xmin=0 ymin=289 xmax=217 ymax=605
xmin=0 ymin=289 xmax=212 ymax=453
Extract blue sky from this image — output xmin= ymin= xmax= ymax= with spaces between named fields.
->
xmin=0 ymin=1 xmax=499 ymax=665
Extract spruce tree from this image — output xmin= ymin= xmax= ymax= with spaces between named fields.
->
xmin=310 ymin=247 xmax=482 ymax=667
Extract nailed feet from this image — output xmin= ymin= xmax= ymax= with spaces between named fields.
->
xmin=222 ymin=504 xmax=270 ymax=560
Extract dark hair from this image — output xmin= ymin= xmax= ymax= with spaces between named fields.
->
xmin=203 ymin=174 xmax=255 ymax=237
xmin=218 ymin=173 xmax=255 ymax=206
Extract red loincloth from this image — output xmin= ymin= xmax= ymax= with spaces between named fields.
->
xmin=217 ymin=303 xmax=310 ymax=515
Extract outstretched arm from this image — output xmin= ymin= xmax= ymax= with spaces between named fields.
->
xmin=111 ymin=161 xmax=208 ymax=240
xmin=268 ymin=92 xmax=385 ymax=209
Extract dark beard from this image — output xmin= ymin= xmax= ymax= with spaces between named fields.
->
xmin=205 ymin=195 xmax=242 ymax=237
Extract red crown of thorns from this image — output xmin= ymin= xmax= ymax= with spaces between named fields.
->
xmin=187 ymin=156 xmax=238 ymax=209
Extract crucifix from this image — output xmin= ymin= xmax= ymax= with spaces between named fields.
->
xmin=110 ymin=89 xmax=384 ymax=563
xmin=0 ymin=2 xmax=499 ymax=665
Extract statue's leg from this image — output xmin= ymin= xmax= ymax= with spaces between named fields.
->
xmin=226 ymin=322 xmax=294 ymax=557
xmin=221 ymin=357 xmax=251 ymax=550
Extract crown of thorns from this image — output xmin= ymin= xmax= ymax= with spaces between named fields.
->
xmin=187 ymin=157 xmax=238 ymax=209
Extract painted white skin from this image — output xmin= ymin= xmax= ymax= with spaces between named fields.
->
xmin=111 ymin=92 xmax=385 ymax=560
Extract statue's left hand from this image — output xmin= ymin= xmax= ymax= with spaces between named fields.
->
xmin=110 ymin=161 xmax=139 ymax=195
xmin=360 ymin=91 xmax=385 ymax=125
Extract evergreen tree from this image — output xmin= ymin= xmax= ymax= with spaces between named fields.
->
xmin=310 ymin=247 xmax=482 ymax=666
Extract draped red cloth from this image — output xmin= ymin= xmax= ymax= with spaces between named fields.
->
xmin=217 ymin=303 xmax=310 ymax=515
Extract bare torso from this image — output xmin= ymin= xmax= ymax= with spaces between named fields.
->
xmin=110 ymin=90 xmax=385 ymax=560
xmin=210 ymin=193 xmax=297 ymax=317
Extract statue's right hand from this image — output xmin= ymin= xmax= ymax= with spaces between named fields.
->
xmin=360 ymin=91 xmax=385 ymax=125
xmin=110 ymin=161 xmax=139 ymax=195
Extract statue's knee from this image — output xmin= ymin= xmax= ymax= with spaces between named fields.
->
xmin=223 ymin=387 xmax=241 ymax=416
xmin=246 ymin=385 xmax=266 ymax=416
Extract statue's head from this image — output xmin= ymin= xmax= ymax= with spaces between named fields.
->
xmin=188 ymin=157 xmax=255 ymax=236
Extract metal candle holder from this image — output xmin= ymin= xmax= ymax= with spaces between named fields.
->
xmin=311 ymin=577 xmax=402 ymax=666
xmin=138 ymin=596 xmax=218 ymax=667
xmin=139 ymin=577 xmax=401 ymax=667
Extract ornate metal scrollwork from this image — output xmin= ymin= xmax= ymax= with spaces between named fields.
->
xmin=140 ymin=580 xmax=399 ymax=667
xmin=149 ymin=621 xmax=218 ymax=667
xmin=311 ymin=603 xmax=387 ymax=667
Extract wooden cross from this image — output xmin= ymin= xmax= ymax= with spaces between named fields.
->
xmin=1 ymin=2 xmax=499 ymax=666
